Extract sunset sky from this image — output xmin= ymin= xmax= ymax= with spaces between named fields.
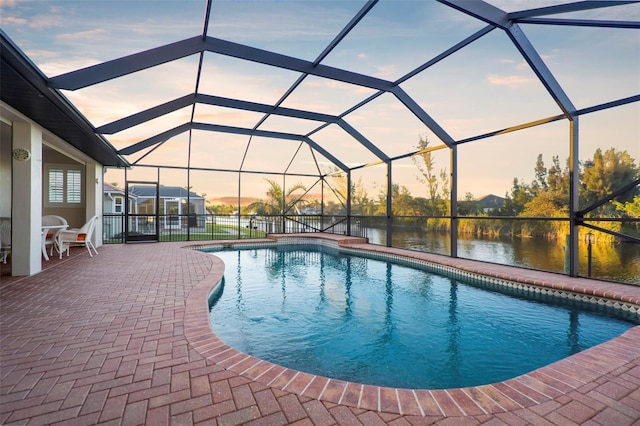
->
xmin=2 ymin=0 xmax=638 ymax=202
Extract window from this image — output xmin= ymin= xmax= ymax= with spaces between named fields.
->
xmin=114 ymin=196 xmax=123 ymax=213
xmin=46 ymin=164 xmax=83 ymax=206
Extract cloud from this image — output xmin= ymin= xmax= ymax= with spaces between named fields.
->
xmin=0 ymin=2 xmax=66 ymax=28
xmin=27 ymin=14 xmax=63 ymax=29
xmin=57 ymin=28 xmax=110 ymax=42
xmin=487 ymin=74 xmax=537 ymax=88
xmin=38 ymin=57 xmax=103 ymax=77
xmin=2 ymin=15 xmax=26 ymax=25
xmin=24 ymin=49 xmax=59 ymax=61
xmin=357 ymin=53 xmax=367 ymax=60
xmin=498 ymin=57 xmax=538 ymax=72
xmin=374 ymin=64 xmax=398 ymax=80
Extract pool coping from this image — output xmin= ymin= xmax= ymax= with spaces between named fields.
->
xmin=184 ymin=233 xmax=640 ymax=416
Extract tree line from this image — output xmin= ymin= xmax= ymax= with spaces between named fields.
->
xmin=207 ymin=136 xmax=638 ymax=242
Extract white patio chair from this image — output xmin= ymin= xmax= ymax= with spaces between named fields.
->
xmin=42 ymin=215 xmax=68 ymax=257
xmin=57 ymin=215 xmax=99 ymax=258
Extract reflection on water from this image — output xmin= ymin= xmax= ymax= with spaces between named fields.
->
xmin=367 ymin=228 xmax=640 ymax=284
xmin=209 ymin=246 xmax=638 ymax=389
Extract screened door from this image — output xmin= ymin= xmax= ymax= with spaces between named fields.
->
xmin=125 ymin=181 xmax=159 ymax=242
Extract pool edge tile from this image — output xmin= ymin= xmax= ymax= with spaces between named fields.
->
xmin=379 ymin=386 xmax=399 ymax=414
xmin=300 ymin=375 xmax=329 ymax=400
xmin=414 ymin=390 xmax=445 ymax=416
xmin=184 ymin=234 xmax=640 ymax=418
xmin=339 ymin=382 xmax=361 ymax=407
xmin=396 ymin=388 xmax=423 ymax=416
xmin=432 ymin=390 xmax=465 ymax=416
xmin=358 ymin=385 xmax=379 ymax=411
xmin=448 ymin=388 xmax=487 ymax=416
xmin=319 ymin=379 xmax=349 ymax=404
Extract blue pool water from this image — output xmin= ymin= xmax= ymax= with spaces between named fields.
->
xmin=206 ymin=245 xmax=638 ymax=389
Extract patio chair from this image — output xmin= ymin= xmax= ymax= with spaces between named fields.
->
xmin=0 ymin=218 xmax=10 ymax=264
xmin=57 ymin=215 xmax=99 ymax=259
xmin=42 ymin=215 xmax=68 ymax=257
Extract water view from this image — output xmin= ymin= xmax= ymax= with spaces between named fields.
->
xmin=367 ymin=228 xmax=640 ymax=284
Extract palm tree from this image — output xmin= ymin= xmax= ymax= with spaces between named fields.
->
xmin=247 ymin=179 xmax=308 ymax=215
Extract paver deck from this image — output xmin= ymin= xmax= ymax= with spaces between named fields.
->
xmin=1 ymin=235 xmax=639 ymax=425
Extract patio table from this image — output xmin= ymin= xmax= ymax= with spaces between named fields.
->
xmin=41 ymin=224 xmax=67 ymax=261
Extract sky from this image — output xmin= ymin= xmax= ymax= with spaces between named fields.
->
xmin=1 ymin=0 xmax=639 ymax=202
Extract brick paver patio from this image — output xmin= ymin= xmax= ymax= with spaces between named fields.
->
xmin=1 ymin=236 xmax=639 ymax=425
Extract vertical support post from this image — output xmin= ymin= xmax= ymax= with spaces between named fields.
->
xmin=320 ymin=177 xmax=324 ymax=219
xmin=282 ymin=174 xmax=286 ymax=233
xmin=237 ymin=171 xmax=241 ymax=239
xmin=450 ymin=146 xmax=458 ymax=258
xmin=587 ymin=245 xmax=592 ymax=277
xmin=85 ymin=162 xmax=103 ymax=248
xmin=186 ymin=130 xmax=192 ymax=241
xmin=346 ymin=170 xmax=352 ymax=236
xmin=563 ymin=234 xmax=570 ymax=274
xmin=155 ymin=167 xmax=160 ymax=240
xmin=386 ymin=161 xmax=392 ymax=247
xmin=124 ymin=167 xmax=129 ymax=241
xmin=568 ymin=118 xmax=579 ymax=276
xmin=11 ymin=122 xmax=42 ymax=276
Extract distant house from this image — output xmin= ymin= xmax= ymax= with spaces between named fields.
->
xmin=475 ymin=194 xmax=505 ymax=212
xmin=103 ymin=183 xmax=136 ymax=215
xmin=103 ymin=183 xmax=137 ymax=239
xmin=128 ymin=185 xmax=206 ymax=229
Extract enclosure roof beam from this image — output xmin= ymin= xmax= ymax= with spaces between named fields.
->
xmin=192 ymin=123 xmax=349 ymax=172
xmin=434 ymin=1 xmax=579 ymax=117
xmin=202 ymin=37 xmax=394 ymax=91
xmin=303 ymin=137 xmax=349 ymax=172
xmin=190 ymin=122 xmax=302 ymax=141
xmin=50 ymin=37 xmax=204 ymax=90
xmin=250 ymin=0 xmax=378 ymax=131
xmin=97 ymin=94 xmax=195 ymax=134
xmin=118 ymin=121 xmax=349 ymax=172
xmin=193 ymin=123 xmax=348 ymax=170
xmin=395 ymin=25 xmax=495 ymax=85
xmin=50 ymin=35 xmax=396 ymax=92
xmin=575 ymin=94 xmax=640 ymax=116
xmin=436 ymin=0 xmax=511 ymax=29
xmin=392 ymin=87 xmax=457 ymax=147
xmin=508 ymin=1 xmax=638 ymax=19
xmin=118 ymin=123 xmax=191 ymax=155
xmin=513 ymin=18 xmax=640 ymax=29
xmin=337 ymin=120 xmax=390 ymax=162
xmin=196 ymin=94 xmax=340 ymax=123
xmin=133 ymin=163 xmax=324 ymax=179
xmin=506 ymin=23 xmax=576 ymax=117
xmin=97 ymin=93 xmax=340 ymax=134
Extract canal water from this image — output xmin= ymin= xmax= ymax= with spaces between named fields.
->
xmin=367 ymin=228 xmax=640 ymax=284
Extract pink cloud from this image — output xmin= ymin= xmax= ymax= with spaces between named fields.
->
xmin=487 ymin=74 xmax=537 ymax=88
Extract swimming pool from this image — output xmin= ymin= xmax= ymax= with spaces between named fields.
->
xmin=204 ymin=243 xmax=639 ymax=389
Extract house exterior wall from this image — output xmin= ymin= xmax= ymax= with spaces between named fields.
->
xmin=1 ymin=101 xmax=105 ymax=276
xmin=42 ymin=147 xmax=85 ymax=227
xmin=0 ymin=121 xmax=11 ymax=219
